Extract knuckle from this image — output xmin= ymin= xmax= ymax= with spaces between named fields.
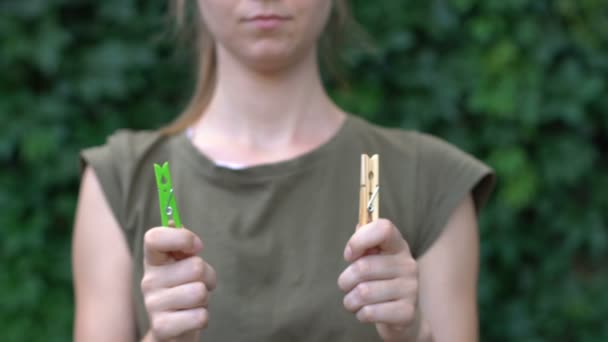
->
xmin=186 ymin=233 xmax=196 ymax=250
xmin=191 ymin=282 xmax=208 ymax=303
xmin=357 ymin=306 xmax=373 ymax=323
xmin=140 ymin=275 xmax=155 ymax=293
xmin=144 ymin=293 xmax=159 ymax=311
xmin=355 ymin=283 xmax=370 ymax=301
xmin=343 ymin=292 xmax=359 ymax=312
xmin=378 ymin=218 xmax=393 ymax=232
xmin=377 ymin=219 xmax=393 ymax=235
xmin=354 ymin=259 xmax=370 ymax=280
xmin=193 ymin=308 xmax=209 ymax=329
xmin=151 ymin=315 xmax=170 ymax=340
xmin=400 ymin=302 xmax=415 ymax=323
xmin=337 ymin=274 xmax=348 ymax=292
xmin=409 ymin=280 xmax=419 ymax=295
xmin=377 ymin=218 xmax=392 ymax=227
xmin=191 ymin=257 xmax=206 ymax=280
xmin=201 ymin=309 xmax=210 ymax=328
xmin=144 ymin=229 xmax=162 ymax=247
xmin=343 ymin=295 xmax=353 ymax=311
xmin=403 ymin=258 xmax=418 ymax=275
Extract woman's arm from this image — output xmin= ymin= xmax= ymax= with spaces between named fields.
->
xmin=417 ymin=194 xmax=480 ymax=342
xmin=72 ymin=167 xmax=135 ymax=341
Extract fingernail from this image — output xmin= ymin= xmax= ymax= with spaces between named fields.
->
xmin=345 ymin=245 xmax=352 ymax=261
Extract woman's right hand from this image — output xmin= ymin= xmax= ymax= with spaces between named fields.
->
xmin=141 ymin=227 xmax=217 ymax=342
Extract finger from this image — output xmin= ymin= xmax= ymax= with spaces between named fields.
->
xmin=142 ymin=256 xmax=216 ymax=291
xmin=338 ymin=254 xmax=406 ymax=292
xmin=145 ymin=282 xmax=209 ymax=312
xmin=345 ymin=219 xmax=408 ymax=262
xmin=356 ymin=299 xmax=416 ymax=326
xmin=144 ymin=227 xmax=203 ymax=266
xmin=151 ymin=308 xmax=208 ymax=340
xmin=343 ymin=278 xmax=414 ymax=313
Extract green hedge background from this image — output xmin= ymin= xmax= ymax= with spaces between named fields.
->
xmin=1 ymin=0 xmax=607 ymax=341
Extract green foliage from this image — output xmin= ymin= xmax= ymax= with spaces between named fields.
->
xmin=1 ymin=0 xmax=606 ymax=340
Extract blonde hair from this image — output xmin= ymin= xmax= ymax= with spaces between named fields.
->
xmin=162 ymin=0 xmax=361 ymax=135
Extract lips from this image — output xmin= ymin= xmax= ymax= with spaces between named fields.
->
xmin=246 ymin=14 xmax=291 ymax=21
xmin=244 ymin=13 xmax=292 ymax=29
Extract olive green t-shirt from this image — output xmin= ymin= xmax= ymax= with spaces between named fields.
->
xmin=81 ymin=115 xmax=494 ymax=341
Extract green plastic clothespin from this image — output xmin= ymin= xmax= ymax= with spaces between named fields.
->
xmin=154 ymin=162 xmax=182 ymax=228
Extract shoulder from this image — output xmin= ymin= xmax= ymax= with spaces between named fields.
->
xmin=410 ymin=133 xmax=495 ymax=257
xmin=348 ymin=116 xmax=495 ymax=256
xmin=86 ymin=129 xmax=166 ymax=161
xmin=107 ymin=129 xmax=161 ymax=148
xmin=413 ymin=132 xmax=491 ymax=181
xmin=79 ymin=129 xmax=172 ymax=227
xmin=348 ymin=115 xmax=477 ymax=166
xmin=412 ymin=132 xmax=495 ymax=196
xmin=347 ymin=115 xmax=418 ymax=159
xmin=347 ymin=115 xmax=495 ymax=193
xmin=81 ymin=129 xmax=171 ymax=176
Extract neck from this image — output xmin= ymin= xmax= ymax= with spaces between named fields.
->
xmin=194 ymin=46 xmax=343 ymax=150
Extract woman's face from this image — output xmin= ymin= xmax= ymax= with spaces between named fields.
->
xmin=197 ymin=0 xmax=332 ymax=72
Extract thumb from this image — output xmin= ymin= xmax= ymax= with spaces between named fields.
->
xmin=144 ymin=227 xmax=203 ymax=266
xmin=346 ymin=219 xmax=408 ymax=261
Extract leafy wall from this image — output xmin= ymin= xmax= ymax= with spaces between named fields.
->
xmin=1 ymin=0 xmax=606 ymax=340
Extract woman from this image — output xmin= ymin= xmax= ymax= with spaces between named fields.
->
xmin=72 ymin=1 xmax=494 ymax=341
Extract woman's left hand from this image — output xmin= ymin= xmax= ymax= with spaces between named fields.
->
xmin=338 ymin=219 xmax=421 ymax=342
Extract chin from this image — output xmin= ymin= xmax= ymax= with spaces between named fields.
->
xmin=240 ymin=41 xmax=309 ymax=73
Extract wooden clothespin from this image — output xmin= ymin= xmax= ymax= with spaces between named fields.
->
xmin=359 ymin=154 xmax=380 ymax=227
xmin=154 ymin=162 xmax=182 ymax=228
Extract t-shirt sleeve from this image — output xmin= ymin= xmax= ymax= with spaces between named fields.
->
xmin=80 ymin=130 xmax=135 ymax=239
xmin=412 ymin=133 xmax=496 ymax=258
